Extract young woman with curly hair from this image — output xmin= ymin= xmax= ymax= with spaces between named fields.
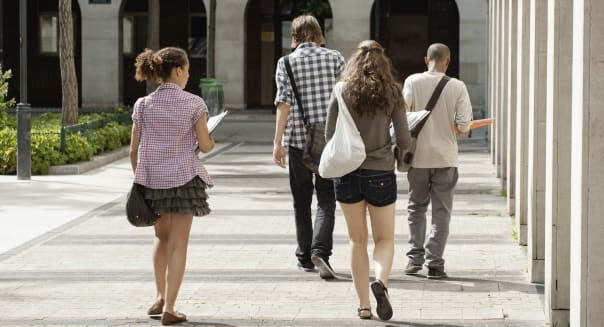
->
xmin=325 ymin=40 xmax=410 ymax=321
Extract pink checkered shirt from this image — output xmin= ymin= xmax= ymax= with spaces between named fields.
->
xmin=132 ymin=83 xmax=214 ymax=189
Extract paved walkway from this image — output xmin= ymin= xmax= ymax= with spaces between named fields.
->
xmin=0 ymin=111 xmax=545 ymax=326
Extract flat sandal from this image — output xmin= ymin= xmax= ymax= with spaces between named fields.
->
xmin=357 ymin=307 xmax=372 ymax=320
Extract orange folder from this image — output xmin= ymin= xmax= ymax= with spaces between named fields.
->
xmin=455 ymin=118 xmax=493 ymax=134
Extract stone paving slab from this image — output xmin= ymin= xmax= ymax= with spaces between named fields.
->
xmin=0 ymin=114 xmax=545 ymax=326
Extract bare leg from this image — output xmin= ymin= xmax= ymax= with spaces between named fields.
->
xmin=163 ymin=213 xmax=193 ymax=314
xmin=153 ymin=214 xmax=172 ymax=302
xmin=368 ymin=203 xmax=396 ymax=285
xmin=340 ymin=201 xmax=371 ymax=315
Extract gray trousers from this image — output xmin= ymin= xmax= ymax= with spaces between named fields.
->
xmin=406 ymin=167 xmax=458 ymax=270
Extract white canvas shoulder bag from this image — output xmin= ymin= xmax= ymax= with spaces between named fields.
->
xmin=318 ymin=82 xmax=366 ymax=178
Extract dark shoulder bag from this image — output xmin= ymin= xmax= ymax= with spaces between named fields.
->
xmin=396 ymin=76 xmax=450 ymax=172
xmin=284 ymin=56 xmax=326 ymax=174
xmin=126 ymin=97 xmax=160 ymax=227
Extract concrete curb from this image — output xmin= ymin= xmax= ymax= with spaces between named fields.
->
xmin=48 ymin=146 xmax=130 ymax=175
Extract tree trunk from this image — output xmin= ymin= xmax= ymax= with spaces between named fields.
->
xmin=146 ymin=0 xmax=160 ymax=94
xmin=59 ymin=0 xmax=78 ymax=126
xmin=207 ymin=0 xmax=216 ymax=78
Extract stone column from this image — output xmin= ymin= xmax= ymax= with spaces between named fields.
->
xmin=487 ymin=0 xmax=494 ymax=153
xmin=78 ymin=0 xmax=123 ymax=108
xmin=493 ymin=0 xmax=501 ymax=168
xmin=544 ymin=0 xmax=572 ymax=324
xmin=214 ymin=0 xmax=246 ymax=109
xmin=328 ymin=0 xmax=372 ymax=57
xmin=506 ymin=0 xmax=517 ymax=215
xmin=498 ymin=0 xmax=508 ymax=187
xmin=457 ymin=0 xmax=488 ymax=121
xmin=515 ymin=0 xmax=530 ymax=245
xmin=527 ymin=0 xmax=547 ymax=283
xmin=569 ymin=0 xmax=604 ymax=325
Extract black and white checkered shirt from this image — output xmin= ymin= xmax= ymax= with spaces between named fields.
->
xmin=274 ymin=42 xmax=345 ymax=149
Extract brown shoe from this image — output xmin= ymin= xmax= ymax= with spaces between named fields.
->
xmin=147 ymin=299 xmax=164 ymax=315
xmin=161 ymin=311 xmax=187 ymax=325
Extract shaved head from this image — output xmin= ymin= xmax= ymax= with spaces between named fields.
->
xmin=427 ymin=43 xmax=451 ymax=62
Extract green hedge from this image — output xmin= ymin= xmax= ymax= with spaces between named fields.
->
xmin=0 ymin=110 xmax=132 ymax=175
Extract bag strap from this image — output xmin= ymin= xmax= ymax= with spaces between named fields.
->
xmin=411 ymin=75 xmax=450 ymax=138
xmin=136 ymin=96 xmax=149 ymax=175
xmin=139 ymin=96 xmax=148 ymax=139
xmin=284 ymin=56 xmax=309 ymax=128
xmin=333 ymin=83 xmax=354 ymax=123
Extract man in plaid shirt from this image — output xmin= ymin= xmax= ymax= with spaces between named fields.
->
xmin=273 ymin=15 xmax=345 ymax=279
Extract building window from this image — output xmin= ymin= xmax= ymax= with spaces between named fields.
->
xmin=40 ymin=15 xmax=59 ymax=54
xmin=189 ymin=2 xmax=206 ymax=58
xmin=123 ymin=15 xmax=148 ymax=55
xmin=39 ymin=0 xmax=79 ymax=57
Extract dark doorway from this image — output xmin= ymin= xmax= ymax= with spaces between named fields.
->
xmin=2 ymin=0 xmax=82 ymax=107
xmin=245 ymin=0 xmax=332 ymax=109
xmin=371 ymin=0 xmax=459 ymax=82
xmin=121 ymin=0 xmax=207 ymax=106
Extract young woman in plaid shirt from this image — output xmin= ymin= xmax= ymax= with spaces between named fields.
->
xmin=130 ymin=47 xmax=214 ymax=325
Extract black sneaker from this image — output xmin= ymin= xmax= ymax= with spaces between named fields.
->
xmin=311 ymin=256 xmax=336 ymax=279
xmin=404 ymin=262 xmax=423 ymax=275
xmin=427 ymin=268 xmax=448 ymax=279
xmin=297 ymin=261 xmax=316 ymax=273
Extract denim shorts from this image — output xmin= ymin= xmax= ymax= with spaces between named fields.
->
xmin=333 ymin=169 xmax=397 ymax=207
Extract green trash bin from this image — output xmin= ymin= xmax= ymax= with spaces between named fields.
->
xmin=199 ymin=78 xmax=225 ymax=116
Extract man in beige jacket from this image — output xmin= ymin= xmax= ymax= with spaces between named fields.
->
xmin=402 ymin=43 xmax=473 ymax=279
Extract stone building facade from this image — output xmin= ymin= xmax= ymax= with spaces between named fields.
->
xmin=1 ymin=0 xmax=488 ymax=118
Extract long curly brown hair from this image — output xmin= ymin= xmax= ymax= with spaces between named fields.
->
xmin=341 ymin=40 xmax=403 ymax=117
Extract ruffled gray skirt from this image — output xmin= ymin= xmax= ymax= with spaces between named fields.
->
xmin=143 ymin=177 xmax=210 ymax=217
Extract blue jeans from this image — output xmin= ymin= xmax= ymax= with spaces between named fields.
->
xmin=288 ymin=147 xmax=336 ymax=264
xmin=333 ymin=169 xmax=397 ymax=207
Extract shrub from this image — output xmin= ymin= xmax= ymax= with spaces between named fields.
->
xmin=0 ymin=110 xmax=132 ymax=175
xmin=64 ymin=133 xmax=94 ymax=163
xmin=0 ymin=128 xmax=16 ymax=174
xmin=31 ymin=133 xmax=66 ymax=175
xmin=0 ymin=69 xmax=16 ymax=128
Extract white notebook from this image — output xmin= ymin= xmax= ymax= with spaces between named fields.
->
xmin=207 ymin=110 xmax=229 ymax=134
xmin=406 ymin=110 xmax=431 ymax=131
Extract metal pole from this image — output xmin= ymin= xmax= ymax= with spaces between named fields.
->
xmin=374 ymin=0 xmax=380 ymax=41
xmin=19 ymin=0 xmax=27 ymax=103
xmin=207 ymin=0 xmax=216 ymax=78
xmin=17 ymin=0 xmax=31 ymax=180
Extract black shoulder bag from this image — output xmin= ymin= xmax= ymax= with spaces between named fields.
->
xmin=397 ymin=76 xmax=450 ymax=172
xmin=284 ymin=56 xmax=326 ymax=174
xmin=126 ymin=97 xmax=161 ymax=227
